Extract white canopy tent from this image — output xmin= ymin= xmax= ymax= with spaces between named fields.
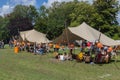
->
xmin=54 ymin=22 xmax=120 ymax=46
xmin=20 ymin=29 xmax=50 ymax=43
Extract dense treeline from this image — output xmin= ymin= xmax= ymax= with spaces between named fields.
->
xmin=0 ymin=0 xmax=120 ymax=42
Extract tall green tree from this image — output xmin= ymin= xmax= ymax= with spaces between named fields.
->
xmin=7 ymin=5 xmax=38 ymax=36
xmin=47 ymin=1 xmax=69 ymax=39
xmin=69 ymin=1 xmax=95 ymax=26
xmin=93 ymin=0 xmax=120 ymax=38
xmin=35 ymin=5 xmax=48 ymax=34
xmin=0 ymin=16 xmax=9 ymax=40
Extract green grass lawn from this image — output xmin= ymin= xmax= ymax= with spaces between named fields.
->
xmin=0 ymin=45 xmax=120 ymax=80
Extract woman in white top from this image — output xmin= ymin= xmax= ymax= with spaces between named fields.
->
xmin=59 ymin=53 xmax=65 ymax=61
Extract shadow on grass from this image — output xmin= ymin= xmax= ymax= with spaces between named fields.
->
xmin=114 ymin=63 xmax=120 ymax=70
xmin=96 ymin=60 xmax=120 ymax=69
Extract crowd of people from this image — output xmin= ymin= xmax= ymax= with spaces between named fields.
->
xmin=9 ymin=39 xmax=50 ymax=54
xmin=2 ymin=39 xmax=118 ymax=64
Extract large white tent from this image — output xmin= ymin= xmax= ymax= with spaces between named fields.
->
xmin=54 ymin=22 xmax=120 ymax=46
xmin=20 ymin=29 xmax=50 ymax=43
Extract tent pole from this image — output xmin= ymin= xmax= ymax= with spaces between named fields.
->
xmin=64 ymin=20 xmax=69 ymax=45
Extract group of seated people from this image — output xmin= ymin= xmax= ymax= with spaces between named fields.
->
xmin=54 ymin=49 xmax=116 ymax=64
xmin=53 ymin=40 xmax=118 ymax=64
xmin=76 ymin=41 xmax=117 ymax=63
xmin=76 ymin=51 xmax=111 ymax=64
xmin=54 ymin=52 xmax=73 ymax=61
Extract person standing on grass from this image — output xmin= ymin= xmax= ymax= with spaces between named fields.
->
xmin=9 ymin=39 xmax=14 ymax=48
xmin=14 ymin=45 xmax=19 ymax=54
xmin=0 ymin=40 xmax=4 ymax=49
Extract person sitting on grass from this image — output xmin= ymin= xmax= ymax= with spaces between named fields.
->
xmin=59 ymin=53 xmax=65 ymax=61
xmin=53 ymin=52 xmax=59 ymax=59
xmin=64 ymin=52 xmax=68 ymax=60
xmin=76 ymin=52 xmax=84 ymax=62
xmin=67 ymin=53 xmax=73 ymax=61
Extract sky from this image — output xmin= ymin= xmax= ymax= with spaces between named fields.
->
xmin=0 ymin=0 xmax=93 ymax=16
xmin=0 ymin=0 xmax=47 ymax=16
xmin=0 ymin=0 xmax=120 ymax=23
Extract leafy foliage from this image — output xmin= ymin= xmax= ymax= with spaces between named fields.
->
xmin=0 ymin=0 xmax=120 ymax=41
xmin=93 ymin=0 xmax=120 ymax=37
xmin=7 ymin=5 xmax=38 ymax=36
xmin=0 ymin=16 xmax=9 ymax=40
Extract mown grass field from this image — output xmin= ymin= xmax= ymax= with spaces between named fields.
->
xmin=0 ymin=45 xmax=120 ymax=80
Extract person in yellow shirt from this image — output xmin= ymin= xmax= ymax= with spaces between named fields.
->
xmin=77 ymin=52 xmax=84 ymax=62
